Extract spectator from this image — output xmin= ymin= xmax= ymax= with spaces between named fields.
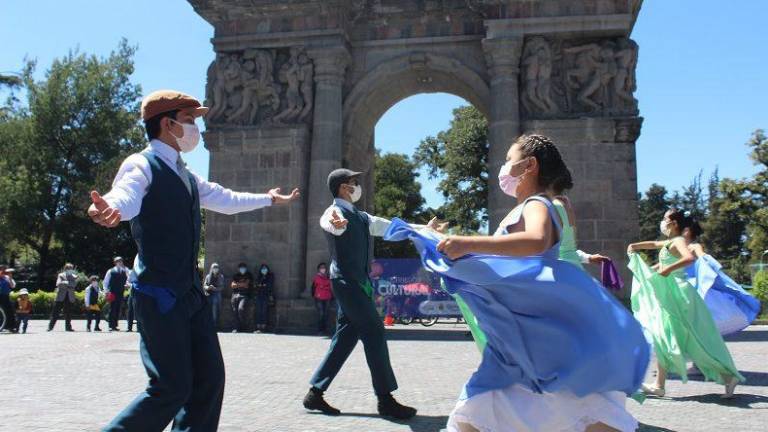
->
xmin=15 ymin=288 xmax=32 ymax=334
xmin=204 ymin=263 xmax=225 ymax=327
xmin=0 ymin=265 xmax=17 ymax=332
xmin=230 ymin=262 xmax=253 ymax=332
xmin=48 ymin=263 xmax=77 ymax=332
xmin=254 ymin=264 xmax=274 ymax=333
xmin=85 ymin=275 xmax=103 ymax=332
xmin=312 ymin=263 xmax=333 ymax=334
xmin=125 ymin=267 xmax=137 ymax=332
xmin=104 ymin=256 xmax=130 ymax=331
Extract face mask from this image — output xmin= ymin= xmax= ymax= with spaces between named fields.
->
xmin=91 ymin=282 xmax=98 ymax=287
xmin=349 ymin=184 xmax=362 ymax=203
xmin=260 ymin=268 xmax=268 ymax=275
xmin=212 ymin=268 xmax=219 ymax=274
xmin=170 ymin=120 xmax=201 ymax=153
xmin=498 ymin=161 xmax=523 ymax=198
xmin=319 ymin=268 xmax=327 ymax=275
xmin=239 ymin=267 xmax=247 ymax=274
xmin=660 ymin=220 xmax=672 ymax=237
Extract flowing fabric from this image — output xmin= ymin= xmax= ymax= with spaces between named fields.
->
xmin=601 ymin=260 xmax=625 ymax=292
xmin=628 ymin=248 xmax=744 ymax=384
xmin=384 ymin=217 xmax=649 ymax=399
xmin=686 ymin=254 xmax=760 ymax=336
xmin=553 ymin=200 xmax=585 ymax=270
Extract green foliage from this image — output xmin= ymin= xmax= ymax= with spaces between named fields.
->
xmin=372 ymin=151 xmax=427 ymax=258
xmin=637 ymin=183 xmax=670 ymax=242
xmin=414 ymin=105 xmax=488 ymax=233
xmin=752 ymin=271 xmax=768 ymax=315
xmin=0 ymin=39 xmax=145 ymax=286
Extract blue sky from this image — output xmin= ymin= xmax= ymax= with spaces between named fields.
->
xmin=2 ymin=0 xmax=765 ymax=208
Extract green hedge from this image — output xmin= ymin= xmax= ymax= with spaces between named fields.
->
xmin=9 ymin=289 xmax=110 ymax=317
xmin=753 ymin=271 xmax=768 ymax=318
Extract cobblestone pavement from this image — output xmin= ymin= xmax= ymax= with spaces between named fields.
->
xmin=0 ymin=322 xmax=766 ymax=431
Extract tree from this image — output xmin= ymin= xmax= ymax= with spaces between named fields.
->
xmin=414 ymin=105 xmax=488 ymax=233
xmin=637 ymin=183 xmax=670 ymax=242
xmin=740 ymin=129 xmax=768 ymax=258
xmin=671 ymin=170 xmax=706 ymax=221
xmin=372 ymin=151 xmax=427 ymax=258
xmin=0 ymin=40 xmax=145 ymax=288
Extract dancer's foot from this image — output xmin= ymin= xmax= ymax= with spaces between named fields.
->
xmin=641 ymin=383 xmax=665 ymax=397
xmin=94 ymin=327 xmax=102 ymax=332
xmin=377 ymin=394 xmax=417 ymax=419
xmin=303 ymin=388 xmax=341 ymax=415
xmin=722 ymin=377 xmax=738 ymax=399
xmin=65 ymin=327 xmax=75 ymax=332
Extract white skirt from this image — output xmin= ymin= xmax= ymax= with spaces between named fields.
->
xmin=446 ymin=384 xmax=638 ymax=432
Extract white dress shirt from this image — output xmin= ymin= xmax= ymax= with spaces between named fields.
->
xmin=103 ymin=266 xmax=130 ymax=292
xmin=102 ymin=139 xmax=273 ymax=221
xmin=320 ymin=198 xmax=427 ymax=237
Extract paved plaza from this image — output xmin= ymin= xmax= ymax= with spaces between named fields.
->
xmin=0 ymin=322 xmax=766 ymax=431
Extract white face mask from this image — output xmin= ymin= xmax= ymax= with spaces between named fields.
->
xmin=349 ymin=185 xmax=362 ymax=203
xmin=170 ymin=120 xmax=201 ymax=153
xmin=212 ymin=268 xmax=219 ymax=274
xmin=239 ymin=267 xmax=247 ymax=274
xmin=660 ymin=220 xmax=672 ymax=237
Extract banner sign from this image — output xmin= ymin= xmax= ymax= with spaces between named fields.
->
xmin=370 ymin=259 xmax=462 ymax=318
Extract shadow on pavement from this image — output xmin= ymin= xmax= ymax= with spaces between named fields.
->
xmin=638 ymin=423 xmax=677 ymax=432
xmin=724 ymin=329 xmax=768 ymax=343
xmin=669 ymin=392 xmax=768 ymax=409
xmin=670 ymin=370 xmax=768 ymax=387
xmin=306 ymin=412 xmax=449 ymax=432
xmin=384 ymin=328 xmax=474 ymax=342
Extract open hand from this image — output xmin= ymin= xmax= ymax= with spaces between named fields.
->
xmin=437 ymin=236 xmax=471 ymax=260
xmin=627 ymin=244 xmax=638 ymax=255
xmin=87 ymin=191 xmax=121 ymax=228
xmin=329 ymin=210 xmax=348 ymax=230
xmin=427 ymin=217 xmax=450 ymax=234
xmin=268 ymin=187 xmax=300 ymax=204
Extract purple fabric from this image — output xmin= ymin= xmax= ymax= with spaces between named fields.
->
xmin=601 ymin=260 xmax=624 ymax=292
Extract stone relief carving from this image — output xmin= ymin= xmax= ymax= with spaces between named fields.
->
xmin=205 ymin=46 xmax=314 ymax=127
xmin=520 ymin=37 xmax=639 ymax=119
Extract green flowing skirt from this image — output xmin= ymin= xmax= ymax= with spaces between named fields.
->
xmin=628 ymin=254 xmax=743 ymax=384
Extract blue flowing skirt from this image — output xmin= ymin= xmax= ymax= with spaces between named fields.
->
xmin=384 ymin=219 xmax=649 ymax=399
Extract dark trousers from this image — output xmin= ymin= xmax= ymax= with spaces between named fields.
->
xmin=86 ymin=310 xmax=102 ymax=330
xmin=48 ymin=297 xmax=73 ymax=330
xmin=310 ymin=278 xmax=398 ymax=396
xmin=254 ymin=296 xmax=269 ymax=328
xmin=105 ymin=288 xmax=225 ymax=432
xmin=16 ymin=312 xmax=29 ymax=333
xmin=231 ymin=293 xmax=250 ymax=331
xmin=109 ymin=295 xmax=124 ymax=329
xmin=126 ymin=294 xmax=135 ymax=331
xmin=0 ymin=294 xmax=16 ymax=331
xmin=315 ymin=299 xmax=331 ymax=332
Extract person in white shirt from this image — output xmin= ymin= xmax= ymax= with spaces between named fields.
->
xmin=87 ymin=90 xmax=300 ymax=431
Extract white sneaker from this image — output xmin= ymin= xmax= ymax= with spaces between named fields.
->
xmin=641 ymin=383 xmax=665 ymax=397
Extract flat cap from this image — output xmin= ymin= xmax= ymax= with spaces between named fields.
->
xmin=327 ymin=168 xmax=363 ymax=196
xmin=141 ymin=90 xmax=209 ymax=121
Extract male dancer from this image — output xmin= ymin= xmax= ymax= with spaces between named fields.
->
xmin=304 ymin=168 xmax=441 ymax=419
xmin=103 ymin=256 xmax=129 ymax=331
xmin=88 ymin=90 xmax=299 ymax=431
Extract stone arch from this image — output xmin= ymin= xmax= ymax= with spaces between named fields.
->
xmin=342 ymin=52 xmax=490 ymax=168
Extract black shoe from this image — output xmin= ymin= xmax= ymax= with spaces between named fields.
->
xmin=47 ymin=328 xmax=53 ymax=332
xmin=65 ymin=328 xmax=75 ymax=332
xmin=377 ymin=394 xmax=417 ymax=420
xmin=303 ymin=388 xmax=341 ymax=416
xmin=86 ymin=328 xmax=91 ymax=332
xmin=126 ymin=328 xmax=133 ymax=332
xmin=94 ymin=327 xmax=102 ymax=332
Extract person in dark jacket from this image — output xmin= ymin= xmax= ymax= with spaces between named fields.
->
xmin=254 ymin=264 xmax=274 ymax=333
xmin=231 ymin=262 xmax=254 ymax=333
xmin=84 ymin=275 xmax=103 ymax=332
xmin=203 ymin=263 xmax=225 ymax=327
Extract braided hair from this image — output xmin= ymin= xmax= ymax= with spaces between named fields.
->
xmin=514 ymin=134 xmax=574 ymax=192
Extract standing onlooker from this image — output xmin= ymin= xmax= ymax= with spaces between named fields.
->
xmin=85 ymin=275 xmax=103 ymax=332
xmin=204 ymin=263 xmax=225 ymax=328
xmin=230 ymin=263 xmax=254 ymax=332
xmin=15 ymin=288 xmax=32 ymax=334
xmin=104 ymin=256 xmax=130 ymax=331
xmin=48 ymin=263 xmax=77 ymax=332
xmin=312 ymin=263 xmax=333 ymax=334
xmin=0 ymin=265 xmax=17 ymax=332
xmin=125 ymin=267 xmax=137 ymax=332
xmin=254 ymin=264 xmax=274 ymax=333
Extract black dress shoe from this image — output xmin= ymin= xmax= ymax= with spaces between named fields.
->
xmin=377 ymin=394 xmax=417 ymax=420
xmin=65 ymin=328 xmax=75 ymax=332
xmin=303 ymin=388 xmax=341 ymax=416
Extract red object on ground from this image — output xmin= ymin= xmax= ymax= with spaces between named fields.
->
xmin=383 ymin=315 xmax=394 ymax=326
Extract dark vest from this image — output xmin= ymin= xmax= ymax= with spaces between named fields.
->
xmin=130 ymin=152 xmax=201 ymax=297
xmin=88 ymin=286 xmax=99 ymax=305
xmin=108 ymin=268 xmax=128 ymax=294
xmin=325 ymin=206 xmax=371 ymax=282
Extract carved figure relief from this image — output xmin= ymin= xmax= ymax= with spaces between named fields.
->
xmin=205 ymin=46 xmax=315 ymax=127
xmin=520 ymin=37 xmax=639 ymax=119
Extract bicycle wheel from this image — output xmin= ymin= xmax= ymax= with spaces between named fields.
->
xmin=398 ymin=316 xmax=414 ymax=325
xmin=0 ymin=307 xmax=6 ymax=331
xmin=420 ymin=316 xmax=439 ymax=327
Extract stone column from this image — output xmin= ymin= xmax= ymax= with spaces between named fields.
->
xmin=482 ymin=36 xmax=523 ymax=229
xmin=304 ymin=46 xmax=351 ymax=288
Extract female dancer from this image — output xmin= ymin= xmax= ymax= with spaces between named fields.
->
xmin=385 ymin=134 xmax=649 ymax=432
xmin=627 ymin=209 xmax=743 ymax=398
